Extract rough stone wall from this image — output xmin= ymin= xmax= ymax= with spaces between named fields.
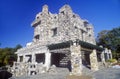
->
xmin=14 ymin=5 xmax=99 ymax=76
xmin=31 ymin=5 xmax=96 ymax=46
xmin=16 ymin=4 xmax=96 ymax=55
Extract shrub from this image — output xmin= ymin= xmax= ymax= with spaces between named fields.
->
xmin=107 ymin=59 xmax=117 ymax=63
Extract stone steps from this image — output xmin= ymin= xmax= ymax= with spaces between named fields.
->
xmin=59 ymin=53 xmax=70 ymax=67
xmin=60 ymin=56 xmax=69 ymax=66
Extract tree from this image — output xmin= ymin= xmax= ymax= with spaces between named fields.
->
xmin=14 ymin=44 xmax=22 ymax=52
xmin=96 ymin=30 xmax=109 ymax=47
xmin=96 ymin=27 xmax=120 ymax=59
xmin=0 ymin=44 xmax=22 ymax=67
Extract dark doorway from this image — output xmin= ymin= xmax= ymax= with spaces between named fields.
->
xmin=104 ymin=53 xmax=108 ymax=61
xmin=26 ymin=55 xmax=32 ymax=62
xmin=19 ymin=56 xmax=23 ymax=62
xmin=82 ymin=51 xmax=90 ymax=68
xmin=51 ymin=53 xmax=70 ymax=68
xmin=97 ymin=53 xmax=102 ymax=62
xmin=35 ymin=53 xmax=45 ymax=63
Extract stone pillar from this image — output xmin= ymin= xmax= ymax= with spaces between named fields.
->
xmin=23 ymin=55 xmax=26 ymax=63
xmin=17 ymin=55 xmax=20 ymax=62
xmin=45 ymin=49 xmax=51 ymax=71
xmin=70 ymin=41 xmax=82 ymax=76
xmin=101 ymin=51 xmax=105 ymax=63
xmin=110 ymin=54 xmax=112 ymax=59
xmin=90 ymin=49 xmax=98 ymax=71
xmin=107 ymin=53 xmax=110 ymax=60
xmin=82 ymin=32 xmax=85 ymax=41
xmin=32 ymin=54 xmax=36 ymax=63
xmin=108 ymin=49 xmax=112 ymax=59
xmin=105 ymin=48 xmax=109 ymax=60
xmin=28 ymin=70 xmax=31 ymax=75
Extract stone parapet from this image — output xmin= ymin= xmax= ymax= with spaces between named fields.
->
xmin=16 ymin=44 xmax=47 ymax=54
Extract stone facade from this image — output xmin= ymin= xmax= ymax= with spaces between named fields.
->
xmin=12 ymin=5 xmax=112 ymax=76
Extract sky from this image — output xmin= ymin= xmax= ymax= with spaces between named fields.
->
xmin=0 ymin=0 xmax=120 ymax=48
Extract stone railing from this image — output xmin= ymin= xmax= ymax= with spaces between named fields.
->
xmin=16 ymin=43 xmax=47 ymax=54
xmin=12 ymin=62 xmax=47 ymax=76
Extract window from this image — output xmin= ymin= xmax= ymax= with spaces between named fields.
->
xmin=54 ymin=16 xmax=56 ymax=19
xmin=52 ymin=28 xmax=57 ymax=36
xmin=84 ymin=21 xmax=89 ymax=27
xmin=81 ymin=30 xmax=85 ymax=41
xmin=73 ymin=15 xmax=76 ymax=18
xmin=89 ymin=34 xmax=91 ymax=37
xmin=61 ymin=11 xmax=65 ymax=15
xmin=65 ymin=31 xmax=68 ymax=35
xmin=34 ymin=35 xmax=40 ymax=40
xmin=37 ymin=16 xmax=39 ymax=19
xmin=74 ymin=26 xmax=77 ymax=29
xmin=19 ymin=56 xmax=23 ymax=62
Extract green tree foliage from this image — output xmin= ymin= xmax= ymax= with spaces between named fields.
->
xmin=0 ymin=44 xmax=22 ymax=67
xmin=96 ymin=27 xmax=120 ymax=59
xmin=96 ymin=30 xmax=109 ymax=47
xmin=14 ymin=44 xmax=22 ymax=52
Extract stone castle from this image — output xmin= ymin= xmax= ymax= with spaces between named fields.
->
xmin=12 ymin=5 xmax=112 ymax=76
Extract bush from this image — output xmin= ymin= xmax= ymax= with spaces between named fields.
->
xmin=107 ymin=59 xmax=117 ymax=63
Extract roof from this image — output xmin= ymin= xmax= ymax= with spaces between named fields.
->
xmin=47 ymin=40 xmax=104 ymax=51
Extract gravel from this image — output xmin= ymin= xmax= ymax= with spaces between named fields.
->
xmin=93 ymin=68 xmax=120 ymax=79
xmin=10 ymin=67 xmax=120 ymax=79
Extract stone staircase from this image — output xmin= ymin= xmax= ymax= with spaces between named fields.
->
xmin=59 ymin=53 xmax=70 ymax=67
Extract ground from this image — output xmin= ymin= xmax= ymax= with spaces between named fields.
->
xmin=93 ymin=68 xmax=120 ymax=79
xmin=10 ymin=67 xmax=120 ymax=79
